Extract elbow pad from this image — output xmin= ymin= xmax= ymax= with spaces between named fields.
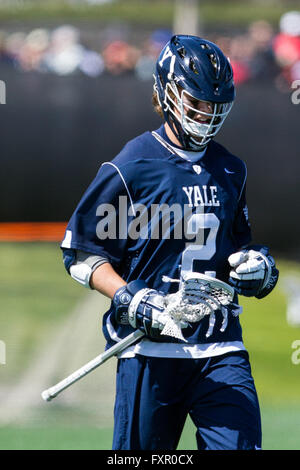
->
xmin=69 ymin=263 xmax=93 ymax=288
xmin=62 ymin=248 xmax=109 ymax=289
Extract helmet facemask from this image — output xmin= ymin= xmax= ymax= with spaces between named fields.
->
xmin=164 ymin=81 xmax=233 ymax=149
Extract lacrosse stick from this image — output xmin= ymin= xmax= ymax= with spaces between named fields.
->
xmin=42 ymin=274 xmax=239 ymax=401
xmin=161 ymin=272 xmax=240 ymax=341
xmin=41 ymin=329 xmax=144 ymax=402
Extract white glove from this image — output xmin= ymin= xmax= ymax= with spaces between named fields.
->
xmin=228 ymin=245 xmax=279 ymax=298
xmin=228 ymin=250 xmax=266 ymax=281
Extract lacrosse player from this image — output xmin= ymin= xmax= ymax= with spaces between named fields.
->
xmin=61 ymin=35 xmax=278 ymax=450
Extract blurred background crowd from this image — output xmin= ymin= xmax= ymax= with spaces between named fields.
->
xmin=1 ymin=1 xmax=300 ymax=452
xmin=0 ymin=9 xmax=300 ymax=89
xmin=1 ymin=0 xmax=300 ymax=254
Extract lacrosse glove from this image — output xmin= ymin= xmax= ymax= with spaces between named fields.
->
xmin=113 ymin=280 xmax=175 ymax=339
xmin=228 ymin=245 xmax=279 ymax=299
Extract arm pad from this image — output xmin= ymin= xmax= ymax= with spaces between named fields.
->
xmin=62 ymin=248 xmax=109 ymax=288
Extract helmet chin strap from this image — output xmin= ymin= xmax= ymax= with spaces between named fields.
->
xmin=187 ymin=136 xmax=208 ymax=151
xmin=168 ymin=114 xmax=209 ymax=152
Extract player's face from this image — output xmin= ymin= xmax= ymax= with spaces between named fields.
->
xmin=165 ymin=81 xmax=232 ymax=148
xmin=181 ymin=93 xmax=213 ymax=125
xmin=173 ymin=87 xmax=215 ymax=145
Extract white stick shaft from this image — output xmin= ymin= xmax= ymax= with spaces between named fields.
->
xmin=41 ymin=329 xmax=144 ymax=402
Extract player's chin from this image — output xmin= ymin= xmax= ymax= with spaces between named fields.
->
xmin=190 ymin=134 xmax=204 ymax=142
xmin=189 ymin=133 xmax=206 ymax=145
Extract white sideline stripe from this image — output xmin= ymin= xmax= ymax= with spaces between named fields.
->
xmin=101 ymin=162 xmax=136 ymax=216
xmin=0 ymin=291 xmax=111 ymax=424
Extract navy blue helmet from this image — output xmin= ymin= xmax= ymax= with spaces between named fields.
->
xmin=154 ymin=35 xmax=235 ymax=150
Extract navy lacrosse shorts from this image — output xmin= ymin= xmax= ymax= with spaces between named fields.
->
xmin=112 ymin=350 xmax=262 ymax=450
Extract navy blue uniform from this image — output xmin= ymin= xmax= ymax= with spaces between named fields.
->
xmin=62 ymin=125 xmax=250 ymax=346
xmin=113 ymin=352 xmax=261 ymax=450
xmin=61 ymin=125 xmax=261 ymax=449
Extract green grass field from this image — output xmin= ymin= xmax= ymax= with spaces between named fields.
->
xmin=1 ymin=0 xmax=300 ymax=26
xmin=0 ymin=242 xmax=300 ymax=450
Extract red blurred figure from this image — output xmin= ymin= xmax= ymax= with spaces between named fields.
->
xmin=230 ymin=59 xmax=251 ymax=85
xmin=273 ymin=11 xmax=300 ymax=85
xmin=102 ymin=40 xmax=140 ymax=75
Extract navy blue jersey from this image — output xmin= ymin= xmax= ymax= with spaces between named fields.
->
xmin=61 ymin=125 xmax=251 ymax=348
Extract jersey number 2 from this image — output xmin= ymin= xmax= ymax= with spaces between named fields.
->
xmin=181 ymin=212 xmax=219 ymax=279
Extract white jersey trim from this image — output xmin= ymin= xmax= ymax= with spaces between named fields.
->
xmin=169 ymin=145 xmax=207 ymax=162
xmin=117 ymin=339 xmax=246 ymax=359
xmin=151 ymin=131 xmax=207 ymax=163
xmin=61 ymin=229 xmax=72 ymax=248
xmin=238 ymin=161 xmax=247 ymax=202
xmin=101 ymin=162 xmax=136 ymax=216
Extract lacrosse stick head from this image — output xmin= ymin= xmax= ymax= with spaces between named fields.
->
xmin=162 ymin=272 xmax=236 ymax=341
xmin=181 ymin=272 xmax=235 ymax=305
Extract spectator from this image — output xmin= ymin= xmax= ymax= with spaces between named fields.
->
xmin=42 ymin=25 xmax=85 ymax=75
xmin=135 ymin=29 xmax=172 ymax=81
xmin=18 ymin=29 xmax=50 ymax=72
xmin=79 ymin=50 xmax=105 ymax=77
xmin=227 ymin=35 xmax=255 ymax=85
xmin=40 ymin=24 xmax=104 ymax=77
xmin=272 ymin=11 xmax=300 ymax=86
xmin=0 ymin=31 xmax=12 ymax=66
xmin=247 ymin=20 xmax=278 ymax=80
xmin=3 ymin=32 xmax=26 ymax=69
xmin=102 ymin=40 xmax=140 ymax=75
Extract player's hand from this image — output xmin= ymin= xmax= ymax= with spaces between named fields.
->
xmin=113 ymin=280 xmax=181 ymax=339
xmin=228 ymin=245 xmax=279 ymax=298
